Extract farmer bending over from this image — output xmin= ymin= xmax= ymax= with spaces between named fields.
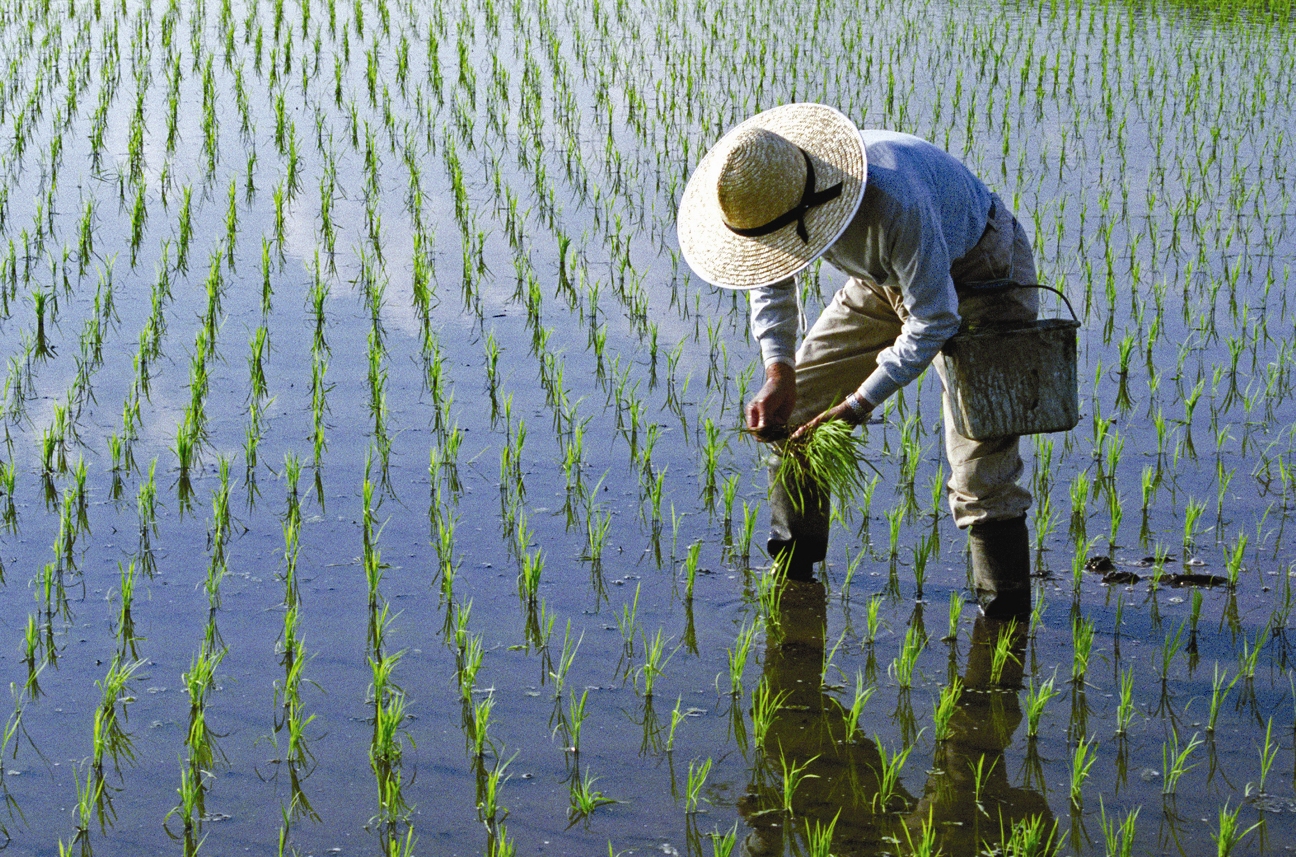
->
xmin=677 ymin=103 xmax=1037 ymax=619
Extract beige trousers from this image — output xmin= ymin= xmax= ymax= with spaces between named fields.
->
xmin=772 ymin=194 xmax=1038 ymax=551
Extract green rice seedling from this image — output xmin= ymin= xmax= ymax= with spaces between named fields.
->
xmin=968 ymin=753 xmax=998 ymax=813
xmin=726 ymin=619 xmax=758 ymax=696
xmin=586 ymin=506 xmax=612 ymax=566
xmin=898 ymin=809 xmax=940 ymax=856
xmin=1025 ymin=672 xmax=1059 ymax=739
xmin=886 ymin=505 xmax=904 ymax=560
xmin=1099 ymin=801 xmax=1138 ymax=857
xmin=1071 ymin=617 xmax=1095 ymax=683
xmin=518 ymin=548 xmax=543 ymax=603
xmin=1225 ymin=534 xmax=1247 ymax=587
xmin=1115 ymin=666 xmax=1137 ymax=735
xmin=822 ymin=630 xmax=849 ymax=686
xmin=665 ymin=696 xmax=687 ymax=753
xmin=1183 ymin=498 xmax=1207 ymax=557
xmin=569 ymin=769 xmax=616 ymax=821
xmin=989 ymin=619 xmax=1022 ymax=684
xmin=1238 ymin=629 xmax=1267 ymax=681
xmin=805 ymin=811 xmax=840 ymax=857
xmin=889 ymin=624 xmax=924 ymax=689
xmin=863 ymin=594 xmax=884 ymax=645
xmin=754 ymin=561 xmax=787 ymax=633
xmin=459 ymin=634 xmax=484 ymax=703
xmin=617 ymin=584 xmax=641 ymax=658
xmin=682 ymin=541 xmax=701 ymax=600
xmin=549 ymin=621 xmax=582 ymax=698
xmin=999 ymin=813 xmax=1060 ymax=857
xmin=931 ymin=677 xmax=962 ymax=742
xmin=774 ymin=420 xmax=868 ymax=514
xmin=562 ymin=689 xmax=587 ymax=755
xmin=871 ymin=735 xmax=915 ymax=813
xmin=684 ymin=757 xmax=711 ymax=813
xmin=779 ymin=749 xmax=819 ymax=814
xmin=1161 ymin=729 xmax=1203 ymax=795
xmin=478 ymin=752 xmax=514 ymax=825
xmin=841 ymin=545 xmax=866 ymax=599
xmin=1157 ymin=621 xmax=1187 ymax=682
xmin=840 ymin=669 xmax=874 ymax=740
xmin=708 ymin=823 xmax=739 ymax=857
xmin=1070 ymin=735 xmax=1097 ymax=805
xmin=636 ymin=628 xmax=673 ymax=699
xmin=944 ymin=591 xmax=964 ymax=641
xmin=1252 ymin=716 xmax=1278 ymax=794
xmin=1212 ymin=801 xmax=1260 ymax=857
xmin=751 ymin=678 xmax=787 ymax=751
xmin=469 ymin=694 xmax=494 ymax=759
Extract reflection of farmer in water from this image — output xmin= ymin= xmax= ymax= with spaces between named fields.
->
xmin=738 ymin=582 xmax=1051 ymax=856
xmin=678 ymin=104 xmax=1035 ymax=615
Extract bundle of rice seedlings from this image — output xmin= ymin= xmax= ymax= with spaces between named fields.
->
xmin=774 ymin=419 xmax=869 ymax=514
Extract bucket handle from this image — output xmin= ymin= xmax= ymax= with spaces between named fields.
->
xmin=959 ymin=279 xmax=1079 ymax=323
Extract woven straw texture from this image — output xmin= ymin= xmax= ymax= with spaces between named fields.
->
xmin=678 ymin=103 xmax=867 ymax=290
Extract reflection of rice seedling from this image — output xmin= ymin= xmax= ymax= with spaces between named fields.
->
xmin=774 ymin=420 xmax=868 ymax=514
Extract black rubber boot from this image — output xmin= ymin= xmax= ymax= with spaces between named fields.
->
xmin=968 ymin=515 xmax=1031 ymax=620
xmin=767 ymin=537 xmax=827 ymax=583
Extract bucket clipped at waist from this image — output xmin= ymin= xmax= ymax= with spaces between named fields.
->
xmin=938 ymin=288 xmax=1081 ymax=440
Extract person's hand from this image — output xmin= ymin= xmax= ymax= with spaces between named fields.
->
xmin=791 ymin=396 xmax=872 ymax=440
xmin=746 ymin=363 xmax=796 ymax=440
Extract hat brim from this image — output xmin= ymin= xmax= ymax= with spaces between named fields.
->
xmin=677 ymin=103 xmax=867 ymax=290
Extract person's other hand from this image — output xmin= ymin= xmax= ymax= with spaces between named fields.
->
xmin=791 ymin=396 xmax=872 ymax=440
xmin=746 ymin=363 xmax=796 ymax=439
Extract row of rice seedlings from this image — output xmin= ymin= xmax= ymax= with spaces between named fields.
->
xmin=167 ymin=467 xmax=231 ymax=850
xmin=273 ymin=455 xmax=318 ymax=848
xmin=360 ymin=459 xmax=414 ymax=851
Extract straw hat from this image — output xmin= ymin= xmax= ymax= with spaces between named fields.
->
xmin=677 ymin=103 xmax=867 ymax=290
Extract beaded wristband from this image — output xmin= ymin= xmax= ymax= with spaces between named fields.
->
xmin=845 ymin=393 xmax=871 ymax=423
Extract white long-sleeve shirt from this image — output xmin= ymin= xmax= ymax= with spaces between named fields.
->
xmin=749 ymin=130 xmax=993 ymax=407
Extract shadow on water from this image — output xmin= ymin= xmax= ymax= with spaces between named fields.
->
xmin=739 ymin=581 xmax=1053 ymax=856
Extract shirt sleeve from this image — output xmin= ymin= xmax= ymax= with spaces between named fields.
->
xmin=748 ymin=278 xmax=798 ymax=368
xmin=856 ymin=199 xmax=962 ymax=407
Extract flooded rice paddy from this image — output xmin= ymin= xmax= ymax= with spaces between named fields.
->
xmin=0 ymin=0 xmax=1295 ymax=854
